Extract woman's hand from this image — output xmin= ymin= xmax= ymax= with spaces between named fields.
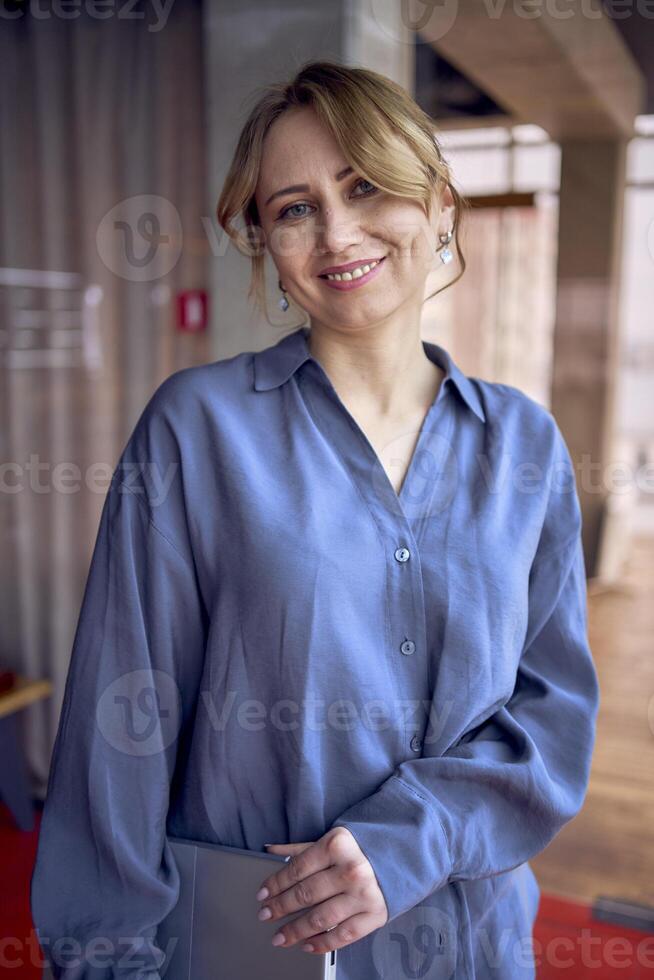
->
xmin=256 ymin=826 xmax=388 ymax=954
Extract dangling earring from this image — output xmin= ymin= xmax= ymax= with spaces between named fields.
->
xmin=278 ymin=278 xmax=289 ymax=312
xmin=436 ymin=229 xmax=454 ymax=265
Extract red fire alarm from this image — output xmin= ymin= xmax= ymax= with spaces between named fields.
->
xmin=176 ymin=290 xmax=208 ymax=333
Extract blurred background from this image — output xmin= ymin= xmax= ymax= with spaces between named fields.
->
xmin=0 ymin=0 xmax=653 ymax=976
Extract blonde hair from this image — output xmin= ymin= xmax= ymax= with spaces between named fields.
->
xmin=216 ymin=59 xmax=469 ymax=325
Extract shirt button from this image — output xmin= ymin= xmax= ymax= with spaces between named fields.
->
xmin=394 ymin=547 xmax=410 ymax=563
xmin=410 ymin=734 xmax=422 ymax=752
xmin=400 ymin=639 xmax=416 ymax=656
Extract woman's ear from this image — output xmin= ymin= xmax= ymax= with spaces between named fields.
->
xmin=436 ymin=183 xmax=455 ymax=239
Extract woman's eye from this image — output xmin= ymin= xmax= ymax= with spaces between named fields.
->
xmin=353 ymin=178 xmax=377 ymax=196
xmin=277 ymin=178 xmax=378 ymax=221
xmin=280 ymin=203 xmax=311 ymax=220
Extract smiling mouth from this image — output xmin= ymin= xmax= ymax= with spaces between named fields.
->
xmin=319 ymin=257 xmax=386 ymax=281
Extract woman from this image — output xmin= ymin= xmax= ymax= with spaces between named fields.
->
xmin=31 ymin=61 xmax=600 ymax=979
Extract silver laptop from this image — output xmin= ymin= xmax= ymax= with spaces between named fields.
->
xmin=156 ymin=835 xmax=338 ymax=979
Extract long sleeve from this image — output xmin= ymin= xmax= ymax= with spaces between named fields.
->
xmin=329 ymin=421 xmax=601 ymax=925
xmin=30 ymin=463 xmax=208 ymax=978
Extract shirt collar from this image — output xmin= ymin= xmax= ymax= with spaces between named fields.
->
xmin=253 ymin=325 xmax=486 ymax=423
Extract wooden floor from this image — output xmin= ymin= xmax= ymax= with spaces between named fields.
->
xmin=530 ymin=533 xmax=654 ymax=907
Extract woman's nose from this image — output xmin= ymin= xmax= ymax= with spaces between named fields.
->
xmin=317 ymin=209 xmax=364 ymax=254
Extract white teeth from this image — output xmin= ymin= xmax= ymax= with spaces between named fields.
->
xmin=326 ymin=259 xmax=380 ymax=281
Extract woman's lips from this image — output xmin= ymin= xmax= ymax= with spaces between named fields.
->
xmin=318 ymin=256 xmax=386 ymax=292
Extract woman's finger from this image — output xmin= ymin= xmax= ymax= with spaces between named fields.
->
xmin=264 ymin=841 xmax=314 ymax=854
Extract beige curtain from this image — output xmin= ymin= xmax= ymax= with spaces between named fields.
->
xmin=0 ymin=4 xmax=209 ymax=798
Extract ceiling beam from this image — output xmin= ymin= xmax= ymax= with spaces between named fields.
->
xmin=418 ymin=0 xmax=646 ymax=139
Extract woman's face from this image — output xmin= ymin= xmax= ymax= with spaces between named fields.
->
xmin=254 ymin=107 xmax=454 ymax=333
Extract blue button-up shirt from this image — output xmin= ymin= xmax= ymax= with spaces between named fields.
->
xmin=30 ymin=324 xmax=600 ymax=979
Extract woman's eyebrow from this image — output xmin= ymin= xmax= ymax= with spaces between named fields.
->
xmin=264 ymin=166 xmax=354 ymax=207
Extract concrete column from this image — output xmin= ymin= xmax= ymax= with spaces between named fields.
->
xmin=551 ymin=139 xmax=628 ymax=578
xmin=202 ymin=0 xmax=414 ymax=361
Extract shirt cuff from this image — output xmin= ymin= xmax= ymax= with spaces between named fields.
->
xmin=328 ymin=773 xmax=452 ymax=923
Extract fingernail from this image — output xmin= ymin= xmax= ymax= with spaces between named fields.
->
xmin=258 ymin=906 xmax=271 ymax=921
xmin=256 ymin=887 xmax=269 ymax=900
xmin=302 ymin=943 xmax=314 ymax=952
xmin=271 ymin=933 xmax=285 ymax=946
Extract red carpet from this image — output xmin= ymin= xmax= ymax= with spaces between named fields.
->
xmin=534 ymin=893 xmax=654 ymax=979
xmin=0 ymin=803 xmax=42 ymax=979
xmin=1 ymin=802 xmax=652 ymax=978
